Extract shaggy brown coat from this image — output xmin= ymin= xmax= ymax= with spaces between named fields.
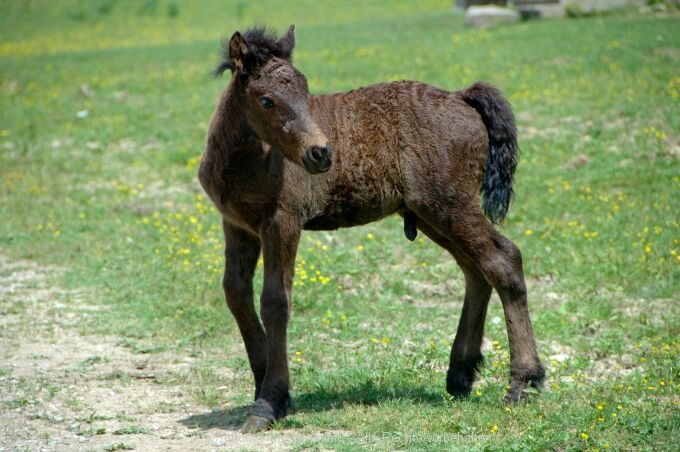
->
xmin=199 ymin=26 xmax=544 ymax=433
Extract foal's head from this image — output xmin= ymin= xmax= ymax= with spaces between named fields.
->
xmin=216 ymin=26 xmax=332 ymax=174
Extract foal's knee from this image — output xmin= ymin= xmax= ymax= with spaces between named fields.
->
xmin=485 ymin=235 xmax=526 ymax=299
xmin=260 ymin=288 xmax=291 ymax=326
xmin=223 ymin=272 xmax=252 ymax=314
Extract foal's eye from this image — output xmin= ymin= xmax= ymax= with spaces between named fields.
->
xmin=259 ymin=96 xmax=275 ymax=109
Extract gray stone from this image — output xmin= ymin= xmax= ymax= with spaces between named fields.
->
xmin=464 ymin=5 xmax=520 ymax=28
xmin=454 ymin=0 xmax=507 ymax=11
xmin=562 ymin=0 xmax=644 ymax=16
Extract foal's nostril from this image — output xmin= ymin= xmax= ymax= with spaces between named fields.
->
xmin=302 ymin=145 xmax=332 ymax=174
xmin=309 ymin=145 xmax=330 ymax=163
xmin=311 ymin=147 xmax=324 ymax=161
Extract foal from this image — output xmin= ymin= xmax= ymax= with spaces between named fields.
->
xmin=198 ymin=26 xmax=544 ymax=432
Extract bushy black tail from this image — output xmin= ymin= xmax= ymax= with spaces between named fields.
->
xmin=461 ymin=82 xmax=519 ymax=224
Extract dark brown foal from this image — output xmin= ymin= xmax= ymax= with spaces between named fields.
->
xmin=198 ymin=26 xmax=544 ymax=432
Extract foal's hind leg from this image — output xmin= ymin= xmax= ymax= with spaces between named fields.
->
xmin=417 ymin=210 xmax=544 ymax=401
xmin=222 ymin=221 xmax=267 ymax=399
xmin=453 ymin=218 xmax=544 ymax=400
xmin=415 ymin=221 xmax=493 ymax=398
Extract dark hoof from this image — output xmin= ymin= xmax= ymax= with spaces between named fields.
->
xmin=504 ymin=380 xmax=528 ymax=403
xmin=505 ymin=365 xmax=546 ymax=402
xmin=446 ymin=354 xmax=484 ymax=399
xmin=446 ymin=374 xmax=473 ymax=399
xmin=240 ymin=398 xmax=276 ymax=433
xmin=240 ymin=415 xmax=273 ymax=433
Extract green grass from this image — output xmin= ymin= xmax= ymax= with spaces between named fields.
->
xmin=1 ymin=1 xmax=679 ymax=450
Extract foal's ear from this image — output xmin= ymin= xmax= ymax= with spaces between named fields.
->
xmin=277 ymin=25 xmax=295 ymax=60
xmin=228 ymin=31 xmax=253 ymax=73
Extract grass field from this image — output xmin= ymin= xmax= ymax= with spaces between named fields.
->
xmin=1 ymin=0 xmax=679 ymax=450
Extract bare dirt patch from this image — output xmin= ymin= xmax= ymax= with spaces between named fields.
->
xmin=0 ymin=255 xmax=336 ymax=451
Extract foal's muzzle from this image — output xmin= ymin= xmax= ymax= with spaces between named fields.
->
xmin=302 ymin=144 xmax=332 ymax=174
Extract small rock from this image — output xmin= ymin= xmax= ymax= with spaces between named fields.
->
xmin=78 ymin=84 xmax=94 ymax=98
xmin=339 ymin=274 xmax=354 ymax=290
xmin=135 ymin=359 xmax=149 ymax=370
xmin=568 ymin=0 xmax=645 ymax=16
xmin=6 ymin=80 xmax=20 ymax=94
xmin=651 ymin=2 xmax=667 ymax=12
xmin=545 ymin=292 xmax=562 ymax=302
xmin=549 ymin=353 xmax=570 ymax=362
xmin=563 ymin=154 xmax=589 ymax=170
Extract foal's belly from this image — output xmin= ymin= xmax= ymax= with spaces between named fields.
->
xmin=301 ymin=148 xmax=404 ymax=230
xmin=303 ymin=196 xmax=402 ymax=230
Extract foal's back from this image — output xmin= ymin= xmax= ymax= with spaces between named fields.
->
xmin=301 ymin=80 xmax=489 ymax=228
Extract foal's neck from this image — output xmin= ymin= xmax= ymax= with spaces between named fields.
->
xmin=211 ymin=82 xmax=259 ymax=160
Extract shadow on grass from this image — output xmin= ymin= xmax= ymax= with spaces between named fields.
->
xmin=179 ymin=405 xmax=247 ymax=431
xmin=179 ymin=379 xmax=448 ymax=431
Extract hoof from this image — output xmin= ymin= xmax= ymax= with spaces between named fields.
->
xmin=504 ymin=380 xmax=528 ymax=403
xmin=504 ymin=384 xmax=540 ymax=403
xmin=446 ymin=377 xmax=472 ymax=399
xmin=240 ymin=415 xmax=273 ymax=433
xmin=505 ymin=366 xmax=545 ymax=402
xmin=446 ymin=354 xmax=484 ymax=399
xmin=240 ymin=398 xmax=277 ymax=433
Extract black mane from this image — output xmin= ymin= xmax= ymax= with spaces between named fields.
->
xmin=214 ymin=26 xmax=293 ymax=77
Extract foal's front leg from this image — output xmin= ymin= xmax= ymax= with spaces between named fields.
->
xmin=222 ymin=222 xmax=267 ymax=398
xmin=241 ymin=214 xmax=300 ymax=433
